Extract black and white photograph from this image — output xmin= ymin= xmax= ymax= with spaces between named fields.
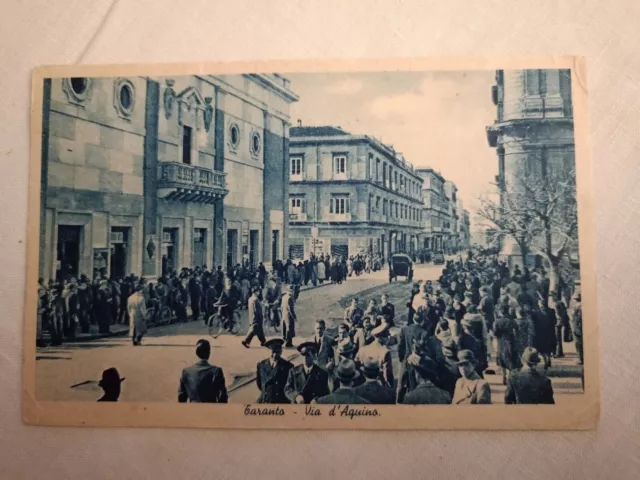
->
xmin=24 ymin=58 xmax=598 ymax=429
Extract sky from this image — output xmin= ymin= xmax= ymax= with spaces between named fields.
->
xmin=287 ymin=70 xmax=498 ymax=223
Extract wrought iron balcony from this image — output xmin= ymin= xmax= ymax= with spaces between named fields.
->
xmin=157 ymin=162 xmax=228 ymax=203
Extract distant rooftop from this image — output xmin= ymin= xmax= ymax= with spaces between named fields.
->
xmin=290 ymin=126 xmax=351 ymax=137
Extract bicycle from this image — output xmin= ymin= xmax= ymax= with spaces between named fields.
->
xmin=207 ymin=304 xmax=241 ymax=338
xmin=145 ymin=300 xmax=172 ymax=327
xmin=263 ymin=302 xmax=281 ymax=335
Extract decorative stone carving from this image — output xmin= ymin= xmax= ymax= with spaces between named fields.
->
xmin=176 ymin=86 xmax=206 ymax=130
xmin=113 ymin=78 xmax=136 ymax=120
xmin=163 ymin=79 xmax=176 ymax=119
xmin=203 ymin=97 xmax=214 ymax=132
xmin=62 ymin=77 xmax=93 ymax=106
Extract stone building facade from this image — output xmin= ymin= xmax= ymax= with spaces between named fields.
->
xmin=416 ymin=168 xmax=452 ymax=252
xmin=287 ymin=126 xmax=424 ymax=261
xmin=444 ymin=180 xmax=459 ymax=253
xmin=486 ymin=69 xmax=574 ymax=266
xmin=39 ymin=74 xmax=297 ymax=281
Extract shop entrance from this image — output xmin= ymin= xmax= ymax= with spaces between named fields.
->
xmin=227 ymin=229 xmax=238 ymax=270
xmin=193 ymin=228 xmax=207 ymax=268
xmin=162 ymin=228 xmax=178 ymax=276
xmin=110 ymin=227 xmax=129 ymax=279
xmin=56 ymin=225 xmax=82 ymax=281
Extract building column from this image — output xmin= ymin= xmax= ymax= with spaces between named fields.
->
xmin=213 ymin=87 xmax=225 ymax=267
xmin=39 ymin=79 xmax=52 ymax=279
xmin=142 ymin=79 xmax=160 ymax=278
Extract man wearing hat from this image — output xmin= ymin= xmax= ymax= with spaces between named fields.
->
xmin=128 ymin=280 xmax=148 ymax=346
xmin=572 ymin=293 xmax=583 ymax=365
xmin=242 ymin=287 xmax=266 ymax=348
xmin=314 ymin=359 xmax=370 ymax=405
xmin=355 ymin=323 xmax=394 ymax=389
xmin=434 ymin=336 xmax=461 ymax=399
xmin=328 ymin=338 xmax=364 ymax=391
xmin=355 ymin=356 xmax=396 ymax=404
xmin=402 ymin=359 xmax=451 ymax=405
xmin=256 ymin=339 xmax=293 ymax=404
xmin=451 ymin=349 xmax=492 ymax=404
xmin=284 ymin=342 xmax=330 ymax=404
xmin=280 ymin=284 xmax=297 ymax=348
xmin=505 ymin=347 xmax=555 ymax=404
xmin=398 ymin=307 xmax=430 ymax=365
xmin=178 ymin=339 xmax=228 ymax=403
xmin=97 ymin=367 xmax=125 ymax=402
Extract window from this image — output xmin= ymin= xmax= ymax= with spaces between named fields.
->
xmin=376 ymin=158 xmax=381 ymax=182
xmin=229 ymin=123 xmax=240 ymax=148
xmin=333 ymin=155 xmax=347 ymax=178
xmin=119 ymin=84 xmax=133 ymax=110
xmin=383 ymin=199 xmax=388 ymax=215
xmin=251 ymin=132 xmax=261 ymax=156
xmin=394 ymin=171 xmax=398 ymax=191
xmin=395 ymin=203 xmax=399 ymax=218
xmin=525 ymin=69 xmax=548 ymax=95
xmin=375 ymin=196 xmax=381 ymax=212
xmin=182 ymin=126 xmax=192 ymax=164
xmin=290 ymin=197 xmax=304 ymax=214
xmin=290 ymin=156 xmax=303 ymax=180
xmin=383 ymin=163 xmax=388 ymax=187
xmin=329 ymin=195 xmax=350 ymax=215
xmin=70 ymin=77 xmax=88 ymax=96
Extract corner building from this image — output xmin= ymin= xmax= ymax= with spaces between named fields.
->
xmin=39 ymin=74 xmax=297 ymax=281
xmin=486 ymin=69 xmax=574 ymax=266
xmin=287 ymin=126 xmax=424 ymax=260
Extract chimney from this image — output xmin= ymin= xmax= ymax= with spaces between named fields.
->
xmin=297 ymin=119 xmax=302 ymax=127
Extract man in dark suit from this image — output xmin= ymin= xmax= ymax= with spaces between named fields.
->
xmin=402 ymin=361 xmax=451 ymax=405
xmin=505 ymin=347 xmax=555 ymax=404
xmin=256 ymin=339 xmax=293 ymax=404
xmin=313 ymin=319 xmax=334 ymax=371
xmin=314 ymin=359 xmax=370 ymax=404
xmin=397 ymin=311 xmax=429 ymax=363
xmin=178 ymin=339 xmax=228 ymax=403
xmin=354 ymin=357 xmax=395 ymax=404
xmin=344 ymin=297 xmax=364 ymax=329
xmin=379 ymin=294 xmax=395 ymax=327
xmin=284 ymin=342 xmax=330 ymax=404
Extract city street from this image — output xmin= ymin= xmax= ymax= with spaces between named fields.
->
xmin=36 ymin=262 xmax=583 ymax=404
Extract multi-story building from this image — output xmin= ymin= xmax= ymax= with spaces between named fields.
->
xmin=416 ymin=168 xmax=451 ymax=252
xmin=287 ymin=125 xmax=424 ymax=260
xmin=486 ymin=69 xmax=574 ymax=266
xmin=460 ymin=210 xmax=471 ymax=250
xmin=39 ymin=73 xmax=298 ymax=281
xmin=444 ymin=180 xmax=459 ymax=253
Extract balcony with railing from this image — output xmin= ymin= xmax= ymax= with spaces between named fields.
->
xmin=289 ymin=212 xmax=308 ymax=223
xmin=157 ymin=162 xmax=228 ymax=203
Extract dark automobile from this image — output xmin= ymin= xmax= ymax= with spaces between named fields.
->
xmin=432 ymin=252 xmax=445 ymax=265
xmin=389 ymin=254 xmax=413 ymax=283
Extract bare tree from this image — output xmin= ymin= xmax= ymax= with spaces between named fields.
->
xmin=476 ymin=166 xmax=579 ymax=301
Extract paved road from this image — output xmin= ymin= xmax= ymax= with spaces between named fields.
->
xmin=36 ymin=262 xmax=584 ymax=404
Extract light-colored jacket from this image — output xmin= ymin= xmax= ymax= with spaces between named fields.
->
xmin=128 ymin=291 xmax=148 ymax=337
xmin=317 ymin=262 xmax=326 ymax=280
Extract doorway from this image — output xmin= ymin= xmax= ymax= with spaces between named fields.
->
xmin=193 ymin=228 xmax=207 ymax=268
xmin=227 ymin=229 xmax=238 ymax=270
xmin=162 ymin=228 xmax=178 ymax=276
xmin=272 ymin=230 xmax=280 ymax=262
xmin=56 ymin=225 xmax=82 ymax=281
xmin=110 ymin=227 xmax=129 ymax=279
xmin=249 ymin=230 xmax=259 ymax=268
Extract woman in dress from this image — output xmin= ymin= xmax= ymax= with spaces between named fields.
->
xmin=533 ymin=298 xmax=557 ymax=370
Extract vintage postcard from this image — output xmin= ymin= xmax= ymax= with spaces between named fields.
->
xmin=23 ymin=57 xmax=599 ymax=429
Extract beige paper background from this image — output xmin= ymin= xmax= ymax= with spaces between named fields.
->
xmin=1 ymin=0 xmax=639 ymax=477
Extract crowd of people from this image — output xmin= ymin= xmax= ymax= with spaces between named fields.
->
xmin=51 ymin=249 xmax=582 ymax=407
xmin=36 ymin=251 xmax=385 ymax=348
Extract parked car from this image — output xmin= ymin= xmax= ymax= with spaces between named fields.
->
xmin=389 ymin=254 xmax=414 ymax=283
xmin=432 ymin=252 xmax=445 ymax=265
